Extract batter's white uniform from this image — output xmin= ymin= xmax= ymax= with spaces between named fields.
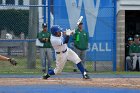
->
xmin=50 ymin=33 xmax=81 ymax=74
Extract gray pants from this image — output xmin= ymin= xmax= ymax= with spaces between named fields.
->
xmin=39 ymin=48 xmax=53 ymax=73
xmin=73 ymin=47 xmax=86 ymax=69
xmin=126 ymin=56 xmax=140 ymax=70
xmin=126 ymin=56 xmax=133 ymax=71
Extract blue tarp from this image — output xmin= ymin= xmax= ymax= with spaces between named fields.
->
xmin=0 ymin=85 xmax=139 ymax=93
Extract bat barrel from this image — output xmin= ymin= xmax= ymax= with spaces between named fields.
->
xmin=77 ymin=16 xmax=83 ymax=25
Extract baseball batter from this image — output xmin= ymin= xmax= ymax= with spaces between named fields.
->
xmin=43 ymin=25 xmax=90 ymax=79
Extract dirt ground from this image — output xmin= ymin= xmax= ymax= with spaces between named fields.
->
xmin=0 ymin=78 xmax=140 ymax=89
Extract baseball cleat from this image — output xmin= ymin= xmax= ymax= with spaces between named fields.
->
xmin=42 ymin=74 xmax=50 ymax=79
xmin=83 ymin=74 xmax=90 ymax=79
xmin=83 ymin=72 xmax=90 ymax=79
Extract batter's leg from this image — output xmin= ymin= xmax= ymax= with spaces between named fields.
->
xmin=53 ymin=53 xmax=67 ymax=74
xmin=43 ymin=53 xmax=67 ymax=79
xmin=67 ymin=48 xmax=90 ymax=79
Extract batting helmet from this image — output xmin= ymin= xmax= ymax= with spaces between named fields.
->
xmin=51 ymin=25 xmax=63 ymax=36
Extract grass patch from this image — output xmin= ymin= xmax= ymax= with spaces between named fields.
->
xmin=0 ymin=56 xmax=140 ymax=75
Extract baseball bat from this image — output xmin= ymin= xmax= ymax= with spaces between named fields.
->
xmin=65 ymin=16 xmax=83 ymax=35
xmin=77 ymin=16 xmax=83 ymax=26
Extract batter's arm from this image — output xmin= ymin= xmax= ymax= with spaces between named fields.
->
xmin=63 ymin=35 xmax=70 ymax=44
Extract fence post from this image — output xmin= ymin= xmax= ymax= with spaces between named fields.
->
xmin=113 ymin=0 xmax=117 ymax=72
xmin=48 ymin=0 xmax=51 ymax=32
xmin=43 ymin=0 xmax=47 ymax=23
xmin=27 ymin=0 xmax=38 ymax=69
xmin=93 ymin=61 xmax=96 ymax=72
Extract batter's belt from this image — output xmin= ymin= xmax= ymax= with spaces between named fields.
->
xmin=56 ymin=49 xmax=67 ymax=54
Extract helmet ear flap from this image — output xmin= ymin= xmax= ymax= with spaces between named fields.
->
xmin=54 ymin=32 xmax=57 ymax=36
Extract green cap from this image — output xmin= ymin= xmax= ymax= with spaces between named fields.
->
xmin=134 ymin=34 xmax=139 ymax=38
xmin=42 ymin=23 xmax=47 ymax=28
xmin=128 ymin=37 xmax=133 ymax=41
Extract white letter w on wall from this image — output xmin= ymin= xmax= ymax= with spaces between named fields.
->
xmin=83 ymin=0 xmax=100 ymax=37
xmin=65 ymin=0 xmax=82 ymax=29
xmin=65 ymin=0 xmax=100 ymax=37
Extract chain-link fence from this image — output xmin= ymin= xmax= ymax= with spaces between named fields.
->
xmin=0 ymin=0 xmax=117 ymax=74
xmin=0 ymin=1 xmax=45 ymax=74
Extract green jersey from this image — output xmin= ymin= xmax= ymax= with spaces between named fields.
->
xmin=73 ymin=28 xmax=88 ymax=50
xmin=37 ymin=31 xmax=52 ymax=48
xmin=125 ymin=43 xmax=130 ymax=56
xmin=129 ymin=43 xmax=140 ymax=54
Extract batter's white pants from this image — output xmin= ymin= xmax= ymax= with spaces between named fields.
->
xmin=54 ymin=48 xmax=81 ymax=74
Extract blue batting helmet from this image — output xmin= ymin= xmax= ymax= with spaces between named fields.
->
xmin=51 ymin=25 xmax=63 ymax=36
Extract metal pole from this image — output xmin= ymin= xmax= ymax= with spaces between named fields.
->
xmin=27 ymin=0 xmax=38 ymax=69
xmin=48 ymin=0 xmax=51 ymax=32
xmin=93 ymin=61 xmax=96 ymax=72
xmin=113 ymin=0 xmax=117 ymax=71
xmin=43 ymin=0 xmax=47 ymax=23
